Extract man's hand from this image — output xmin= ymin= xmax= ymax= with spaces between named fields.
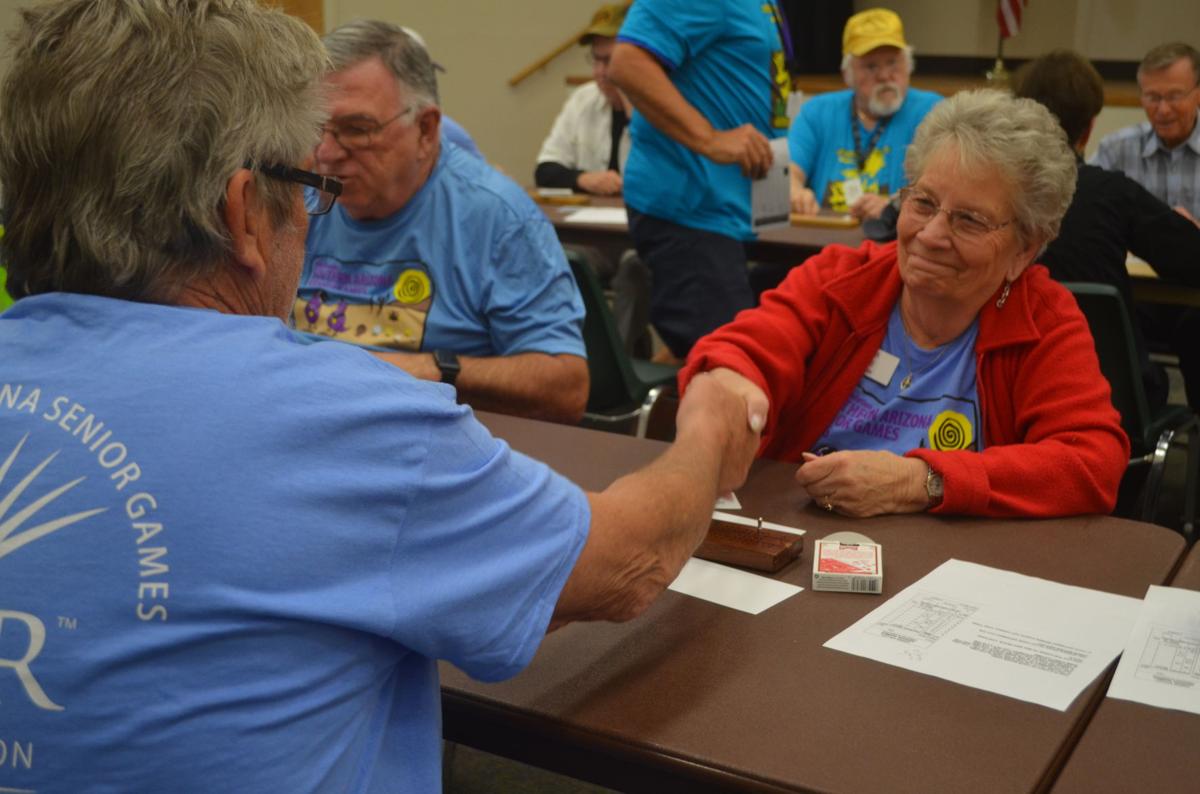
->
xmin=849 ymin=193 xmax=892 ymax=220
xmin=795 ymin=450 xmax=928 ymax=517
xmin=706 ymin=367 xmax=768 ymax=434
xmin=576 ymin=170 xmax=623 ymax=196
xmin=701 ymin=124 xmax=773 ymax=179
xmin=676 ymin=371 xmax=763 ymax=494
xmin=790 ymin=186 xmax=820 ymax=215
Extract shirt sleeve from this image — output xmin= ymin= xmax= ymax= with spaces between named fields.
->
xmin=536 ymin=88 xmax=586 ymax=169
xmin=388 ymin=404 xmax=590 ymax=681
xmin=617 ymin=0 xmax=728 ymax=69
xmin=788 ymin=103 xmax=819 ymax=178
xmin=483 ymin=205 xmax=587 ymax=358
xmin=1122 ymin=175 xmax=1200 ymax=284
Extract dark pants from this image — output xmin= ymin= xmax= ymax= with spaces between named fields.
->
xmin=627 ymin=209 xmax=754 ymax=358
xmin=1139 ymin=303 xmax=1200 ymax=412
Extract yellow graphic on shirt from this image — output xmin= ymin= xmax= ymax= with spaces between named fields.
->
xmin=765 ymin=3 xmax=791 ymax=130
xmin=293 ymin=267 xmax=434 ymax=351
xmin=930 ymin=410 xmax=973 ymax=451
xmin=825 ymin=146 xmax=889 ymax=212
xmin=393 ymin=269 xmax=432 ymax=304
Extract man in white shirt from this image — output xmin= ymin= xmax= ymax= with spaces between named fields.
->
xmin=535 ymin=3 xmax=631 ymax=195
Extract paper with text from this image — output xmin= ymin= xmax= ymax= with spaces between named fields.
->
xmin=668 ymin=558 xmax=802 ymax=614
xmin=824 ymin=559 xmax=1141 ymax=710
xmin=1108 ymin=585 xmax=1200 ymax=715
xmin=751 ymin=137 xmax=792 ymax=231
xmin=561 ymin=206 xmax=628 ymax=225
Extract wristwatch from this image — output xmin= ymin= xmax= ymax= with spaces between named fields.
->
xmin=925 ymin=463 xmax=944 ymax=509
xmin=432 ymin=350 xmax=460 ymax=386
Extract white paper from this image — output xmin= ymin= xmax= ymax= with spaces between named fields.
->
xmin=668 ymin=557 xmax=802 ymax=614
xmin=1108 ymin=585 xmax=1200 ymax=715
xmin=537 ymin=187 xmax=575 ymax=197
xmin=751 ymin=137 xmax=792 ymax=231
xmin=824 ymin=559 xmax=1141 ymax=710
xmin=711 ymin=510 xmax=806 ymax=537
xmin=561 ymin=207 xmax=628 ymax=225
xmin=715 ymin=492 xmax=741 ymax=510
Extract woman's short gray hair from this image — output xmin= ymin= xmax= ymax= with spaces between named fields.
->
xmin=904 ymin=89 xmax=1076 ymax=247
xmin=323 ymin=19 xmax=440 ymax=110
xmin=0 ymin=0 xmax=330 ymax=302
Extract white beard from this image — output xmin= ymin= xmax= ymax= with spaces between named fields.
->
xmin=867 ymin=83 xmax=905 ymax=118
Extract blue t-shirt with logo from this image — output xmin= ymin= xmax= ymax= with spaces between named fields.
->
xmin=619 ymin=0 xmax=789 ymax=241
xmin=788 ymin=87 xmax=941 ymax=212
xmin=815 ymin=304 xmax=983 ymax=454
xmin=0 ymin=292 xmax=589 ymax=793
xmin=297 ymin=141 xmax=585 ymax=358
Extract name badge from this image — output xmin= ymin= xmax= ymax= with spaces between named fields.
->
xmin=841 ymin=177 xmax=865 ymax=207
xmin=865 ymin=348 xmax=899 ymax=386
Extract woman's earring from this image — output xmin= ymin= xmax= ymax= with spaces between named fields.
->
xmin=995 ymin=280 xmax=1012 ymax=309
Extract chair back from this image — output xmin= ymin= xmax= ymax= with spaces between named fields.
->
xmin=565 ymin=249 xmax=650 ymax=413
xmin=1064 ymin=282 xmax=1152 ymax=449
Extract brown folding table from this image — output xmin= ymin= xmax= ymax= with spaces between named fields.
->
xmin=441 ymin=413 xmax=1186 ymax=793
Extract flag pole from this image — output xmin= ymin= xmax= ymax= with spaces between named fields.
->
xmin=986 ymin=13 xmax=1009 ymax=85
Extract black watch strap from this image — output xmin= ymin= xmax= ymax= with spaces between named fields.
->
xmin=432 ymin=349 xmax=460 ymax=386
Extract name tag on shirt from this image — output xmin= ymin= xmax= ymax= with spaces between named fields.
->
xmin=865 ymin=349 xmax=899 ymax=386
xmin=841 ymin=177 xmax=865 ymax=207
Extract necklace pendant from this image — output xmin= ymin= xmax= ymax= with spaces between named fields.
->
xmin=900 ymin=373 xmax=912 ymax=390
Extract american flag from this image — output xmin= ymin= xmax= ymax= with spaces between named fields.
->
xmin=997 ymin=0 xmax=1028 ymax=39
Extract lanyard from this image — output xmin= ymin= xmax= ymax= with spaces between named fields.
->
xmin=771 ymin=1 xmax=794 ymax=63
xmin=850 ymin=100 xmax=889 ymax=173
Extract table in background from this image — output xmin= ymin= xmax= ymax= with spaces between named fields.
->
xmin=1051 ymin=542 xmax=1200 ymax=794
xmin=542 ymin=197 xmax=865 ymax=268
xmin=442 ymin=413 xmax=1186 ymax=794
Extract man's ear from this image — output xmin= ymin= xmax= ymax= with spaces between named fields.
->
xmin=222 ymin=168 xmax=269 ymax=279
xmin=416 ymin=106 xmax=442 ymax=160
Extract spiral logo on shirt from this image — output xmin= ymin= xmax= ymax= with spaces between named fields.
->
xmin=393 ymin=269 xmax=432 ymax=304
xmin=929 ymin=410 xmax=972 ymax=451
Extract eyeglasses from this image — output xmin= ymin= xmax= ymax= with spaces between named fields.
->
xmin=247 ymin=162 xmax=342 ymax=216
xmin=1140 ymin=84 xmax=1199 ymax=107
xmin=855 ymin=54 xmax=905 ymax=79
xmin=320 ymin=106 xmax=414 ymax=151
xmin=585 ymin=52 xmax=612 ymax=68
xmin=899 ymin=187 xmax=1013 ymax=241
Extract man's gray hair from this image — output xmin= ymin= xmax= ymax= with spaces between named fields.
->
xmin=0 ymin=0 xmax=329 ymax=303
xmin=841 ymin=46 xmax=915 ymax=86
xmin=1138 ymin=42 xmax=1200 ymax=84
xmin=323 ymin=19 xmax=441 ymax=109
xmin=904 ymin=89 xmax=1076 ymax=247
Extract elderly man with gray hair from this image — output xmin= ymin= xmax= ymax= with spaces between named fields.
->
xmin=789 ymin=8 xmax=941 ymax=220
xmin=0 ymin=1 xmax=762 ymax=791
xmin=298 ymin=20 xmax=589 ymax=424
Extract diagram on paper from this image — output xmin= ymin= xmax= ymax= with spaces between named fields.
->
xmin=865 ymin=592 xmax=979 ymax=650
xmin=1135 ymin=625 xmax=1200 ymax=688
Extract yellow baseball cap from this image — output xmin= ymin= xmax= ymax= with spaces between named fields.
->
xmin=580 ymin=4 xmax=628 ymax=45
xmin=843 ymin=8 xmax=908 ymax=57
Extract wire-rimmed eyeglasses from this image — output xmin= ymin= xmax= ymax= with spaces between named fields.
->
xmin=898 ymin=186 xmax=1014 ymax=241
xmin=247 ymin=162 xmax=342 ymax=216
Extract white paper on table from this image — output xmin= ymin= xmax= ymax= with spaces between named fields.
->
xmin=824 ymin=559 xmax=1141 ymax=711
xmin=668 ymin=557 xmax=802 ymax=614
xmin=561 ymin=206 xmax=629 ymax=225
xmin=711 ymin=510 xmax=805 ymax=538
xmin=715 ymin=492 xmax=742 ymax=510
xmin=1107 ymin=585 xmax=1200 ymax=715
xmin=751 ymin=137 xmax=792 ymax=231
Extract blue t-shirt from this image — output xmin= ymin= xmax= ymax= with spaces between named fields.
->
xmin=0 ymin=293 xmax=590 ymax=793
xmin=297 ymin=141 xmax=585 ymax=358
xmin=619 ymin=0 xmax=789 ymax=241
xmin=788 ymin=87 xmax=941 ymax=212
xmin=441 ymin=115 xmax=482 ymax=159
xmin=815 ymin=304 xmax=983 ymax=454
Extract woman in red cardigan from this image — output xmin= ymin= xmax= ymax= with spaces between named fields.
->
xmin=680 ymin=90 xmax=1128 ymax=518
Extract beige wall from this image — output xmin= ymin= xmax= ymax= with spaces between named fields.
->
xmin=0 ymin=1 xmax=1189 ymax=177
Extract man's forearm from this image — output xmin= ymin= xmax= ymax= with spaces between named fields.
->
xmin=609 ymin=42 xmax=715 ymax=155
xmin=373 ymin=349 xmax=589 ymax=424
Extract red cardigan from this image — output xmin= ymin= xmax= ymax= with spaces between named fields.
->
xmin=680 ymin=240 xmax=1129 ymax=517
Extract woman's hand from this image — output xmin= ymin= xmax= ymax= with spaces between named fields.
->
xmin=795 ymin=450 xmax=930 ymax=517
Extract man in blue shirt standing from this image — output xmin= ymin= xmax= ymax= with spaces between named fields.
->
xmin=0 ymin=2 xmax=763 ymax=791
xmin=789 ymin=8 xmax=941 ymax=221
xmin=301 ymin=20 xmax=588 ymax=424
xmin=610 ymin=0 xmax=789 ymax=361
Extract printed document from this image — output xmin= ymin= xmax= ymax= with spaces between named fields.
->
xmin=824 ymin=559 xmax=1141 ymax=710
xmin=1108 ymin=585 xmax=1200 ymax=715
xmin=561 ymin=206 xmax=628 ymax=225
